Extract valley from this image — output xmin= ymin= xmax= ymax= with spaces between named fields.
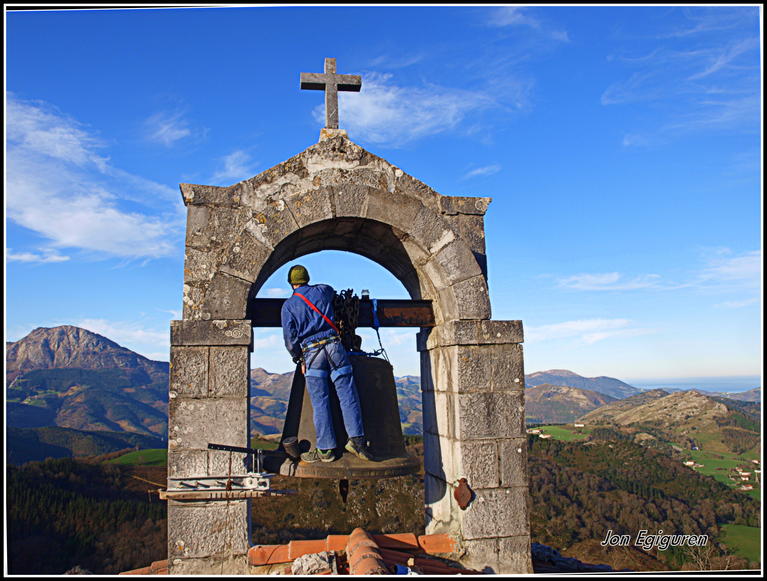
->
xmin=5 ymin=326 xmax=761 ymax=573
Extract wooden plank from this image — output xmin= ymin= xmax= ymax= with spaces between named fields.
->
xmin=247 ymin=298 xmax=434 ymax=327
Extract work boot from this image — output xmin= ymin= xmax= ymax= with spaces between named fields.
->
xmin=300 ymin=448 xmax=336 ymax=463
xmin=345 ymin=436 xmax=375 ymax=461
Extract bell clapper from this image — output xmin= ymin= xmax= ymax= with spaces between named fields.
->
xmin=339 ymin=478 xmax=350 ymax=503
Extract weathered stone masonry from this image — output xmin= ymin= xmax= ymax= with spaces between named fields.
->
xmin=168 ymin=131 xmax=531 ymax=573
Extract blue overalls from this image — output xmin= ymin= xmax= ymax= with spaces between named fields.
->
xmin=281 ymin=283 xmax=365 ymax=450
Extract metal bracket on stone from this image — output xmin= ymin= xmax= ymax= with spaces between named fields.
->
xmin=167 ymin=473 xmax=273 ymax=493
xmin=159 ymin=473 xmax=295 ymax=500
xmin=453 ymin=478 xmax=474 ymax=510
xmin=159 ymin=442 xmax=297 ymax=500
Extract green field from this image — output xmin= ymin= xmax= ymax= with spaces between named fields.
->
xmin=721 ymin=524 xmax=761 ymax=564
xmin=249 ymin=438 xmax=279 ymax=451
xmin=535 ymin=425 xmax=592 ymax=442
xmin=107 ymin=449 xmax=167 ymax=466
xmin=685 ymin=449 xmax=760 ymax=500
xmin=105 ymin=439 xmax=278 ymax=466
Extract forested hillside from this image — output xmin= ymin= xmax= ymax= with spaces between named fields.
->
xmin=7 ymin=458 xmax=166 ymax=574
xmin=7 ymin=428 xmax=760 ymax=573
xmin=528 ymin=438 xmax=760 ymax=569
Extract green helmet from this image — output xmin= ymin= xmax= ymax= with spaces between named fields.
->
xmin=288 ymin=264 xmax=310 ymax=285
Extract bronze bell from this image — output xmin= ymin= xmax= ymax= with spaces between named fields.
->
xmin=277 ymin=354 xmax=420 ymax=479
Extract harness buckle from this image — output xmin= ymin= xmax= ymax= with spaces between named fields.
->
xmin=301 ymin=335 xmax=340 ymax=353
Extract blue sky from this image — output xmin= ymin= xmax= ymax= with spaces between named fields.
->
xmin=5 ymin=5 xmax=762 ymax=386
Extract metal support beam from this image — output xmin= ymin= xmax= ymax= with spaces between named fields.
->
xmin=247 ymin=298 xmax=435 ymax=328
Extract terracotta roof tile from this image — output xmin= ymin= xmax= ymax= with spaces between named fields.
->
xmin=118 ymin=559 xmax=168 ymax=575
xmin=418 ymin=533 xmax=456 ymax=554
xmin=118 ymin=565 xmax=151 ymax=575
xmin=346 ymin=528 xmax=389 ymax=575
xmin=124 ymin=531 xmax=470 ymax=574
xmin=288 ymin=539 xmax=328 ymax=560
xmin=373 ymin=532 xmax=419 ymax=551
xmin=248 ymin=544 xmax=291 ymax=565
xmin=325 ymin=534 xmax=349 ymax=552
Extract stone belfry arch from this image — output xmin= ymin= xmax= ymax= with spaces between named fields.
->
xmin=167 ymin=58 xmax=531 ymax=574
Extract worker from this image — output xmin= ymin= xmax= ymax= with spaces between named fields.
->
xmin=280 ymin=264 xmax=375 ymax=463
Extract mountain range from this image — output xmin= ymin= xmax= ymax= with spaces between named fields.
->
xmin=525 ymin=369 xmax=641 ymax=399
xmin=7 ymin=326 xmax=168 ymax=438
xmin=5 ymin=326 xmax=424 ymax=464
xmin=6 ymin=325 xmax=760 ymax=462
xmin=578 ymin=389 xmax=761 ymax=456
xmin=524 ymin=384 xmax=616 ymax=424
xmin=653 ymin=386 xmax=761 ymax=402
xmin=249 ymin=368 xmax=423 ymax=436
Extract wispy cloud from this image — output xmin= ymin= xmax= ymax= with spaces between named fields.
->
xmin=322 ymin=72 xmax=495 ymax=147
xmin=526 ymin=318 xmax=654 ymax=345
xmin=686 ymin=38 xmax=757 ymax=80
xmin=462 ymin=164 xmax=501 ymax=180
xmin=263 ymin=287 xmax=291 ymax=298
xmin=210 ymin=149 xmax=259 ymax=185
xmin=555 ymin=249 xmax=760 ymax=295
xmin=159 ymin=308 xmax=182 ymax=320
xmin=603 ymin=9 xmax=759 ymax=146
xmin=252 ymin=329 xmax=283 ymax=351
xmin=368 ymin=53 xmax=424 ymax=70
xmin=144 ymin=110 xmax=193 ymax=146
xmin=7 ymin=248 xmax=70 ymax=263
xmin=658 ymin=7 xmax=758 ymax=39
xmin=696 ymin=249 xmax=760 ymax=288
xmin=75 ymin=318 xmax=169 ymax=359
xmin=486 ymin=6 xmax=570 ymax=42
xmin=557 ymin=272 xmax=663 ymax=291
xmin=7 ymin=95 xmax=183 ymax=260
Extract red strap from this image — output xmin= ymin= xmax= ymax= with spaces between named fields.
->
xmin=293 ymin=292 xmax=340 ymax=334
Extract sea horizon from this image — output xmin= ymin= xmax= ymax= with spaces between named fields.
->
xmin=626 ymin=375 xmax=761 ymax=393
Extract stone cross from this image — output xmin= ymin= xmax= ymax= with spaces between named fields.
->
xmin=300 ymin=58 xmax=362 ymax=129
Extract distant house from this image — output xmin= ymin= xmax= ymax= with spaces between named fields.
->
xmin=538 ymin=433 xmax=552 ymax=439
xmin=740 ymin=476 xmax=750 ymax=481
xmin=573 ymin=423 xmax=584 ymax=428
xmin=739 ymin=484 xmax=753 ymax=491
xmin=527 ymin=428 xmax=541 ymax=434
xmin=683 ymin=461 xmax=695 ymax=466
xmin=751 ymin=459 xmax=760 ymax=465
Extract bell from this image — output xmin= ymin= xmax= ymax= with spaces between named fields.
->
xmin=277 ymin=354 xmax=420 ymax=479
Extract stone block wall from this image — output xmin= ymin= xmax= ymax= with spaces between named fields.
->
xmin=418 ymin=320 xmax=532 ymax=574
xmin=167 ymin=133 xmax=531 ymax=574
xmin=167 ymin=320 xmax=253 ymax=574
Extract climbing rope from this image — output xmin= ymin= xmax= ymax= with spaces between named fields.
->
xmin=371 ymin=298 xmax=390 ymax=363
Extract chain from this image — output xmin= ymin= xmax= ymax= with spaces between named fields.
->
xmin=333 ymin=289 xmax=360 ymax=351
xmin=333 ymin=289 xmax=388 ymax=360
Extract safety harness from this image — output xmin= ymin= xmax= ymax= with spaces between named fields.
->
xmin=293 ymin=292 xmax=339 ymax=334
xmin=293 ymin=291 xmax=341 ymax=369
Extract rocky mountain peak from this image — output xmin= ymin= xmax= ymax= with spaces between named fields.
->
xmin=533 ymin=369 xmax=579 ymax=377
xmin=6 ymin=325 xmax=167 ymax=384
